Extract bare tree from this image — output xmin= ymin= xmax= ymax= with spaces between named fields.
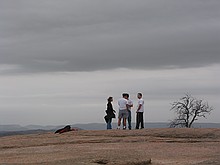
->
xmin=170 ymin=94 xmax=213 ymax=128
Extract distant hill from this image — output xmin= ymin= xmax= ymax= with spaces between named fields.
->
xmin=0 ymin=124 xmax=69 ymax=132
xmin=0 ymin=124 xmax=28 ymax=132
xmin=0 ymin=129 xmax=51 ymax=137
xmin=0 ymin=122 xmax=220 ymax=137
xmin=192 ymin=123 xmax=220 ymax=128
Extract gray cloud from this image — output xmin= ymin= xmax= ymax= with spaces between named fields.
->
xmin=0 ymin=0 xmax=220 ymax=74
xmin=0 ymin=65 xmax=219 ymax=125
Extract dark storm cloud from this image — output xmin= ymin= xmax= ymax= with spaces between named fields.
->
xmin=1 ymin=0 xmax=220 ymax=73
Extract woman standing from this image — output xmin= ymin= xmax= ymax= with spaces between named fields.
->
xmin=105 ymin=97 xmax=116 ymax=129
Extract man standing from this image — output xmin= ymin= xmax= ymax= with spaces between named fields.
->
xmin=117 ymin=93 xmax=129 ymax=130
xmin=136 ymin=93 xmax=144 ymax=129
xmin=127 ymin=94 xmax=133 ymax=130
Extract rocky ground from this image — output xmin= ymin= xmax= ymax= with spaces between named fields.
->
xmin=0 ymin=128 xmax=220 ymax=165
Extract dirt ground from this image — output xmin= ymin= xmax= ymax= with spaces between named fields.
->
xmin=0 ymin=128 xmax=220 ymax=165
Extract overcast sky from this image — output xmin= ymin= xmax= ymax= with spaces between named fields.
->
xmin=0 ymin=0 xmax=219 ymax=126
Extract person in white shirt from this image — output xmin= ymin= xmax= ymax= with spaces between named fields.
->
xmin=136 ymin=93 xmax=144 ymax=129
xmin=127 ymin=94 xmax=133 ymax=130
xmin=117 ymin=93 xmax=129 ymax=130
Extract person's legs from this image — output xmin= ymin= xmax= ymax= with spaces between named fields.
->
xmin=118 ymin=118 xmax=121 ymax=128
xmin=117 ymin=110 xmax=123 ymax=129
xmin=107 ymin=118 xmax=112 ymax=129
xmin=140 ymin=112 xmax=144 ymax=129
xmin=121 ymin=110 xmax=128 ymax=129
xmin=128 ymin=110 xmax=131 ymax=130
xmin=123 ymin=118 xmax=127 ymax=129
xmin=136 ymin=112 xmax=140 ymax=129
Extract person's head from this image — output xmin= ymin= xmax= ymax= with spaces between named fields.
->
xmin=107 ymin=97 xmax=113 ymax=102
xmin=137 ymin=93 xmax=142 ymax=99
xmin=122 ymin=93 xmax=129 ymax=99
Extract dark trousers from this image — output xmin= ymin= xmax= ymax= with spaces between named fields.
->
xmin=127 ymin=110 xmax=131 ymax=130
xmin=107 ymin=118 xmax=112 ymax=129
xmin=136 ymin=112 xmax=144 ymax=129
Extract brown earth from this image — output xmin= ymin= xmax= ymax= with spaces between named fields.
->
xmin=0 ymin=128 xmax=220 ymax=165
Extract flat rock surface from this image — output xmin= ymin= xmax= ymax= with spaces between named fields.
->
xmin=0 ymin=128 xmax=220 ymax=165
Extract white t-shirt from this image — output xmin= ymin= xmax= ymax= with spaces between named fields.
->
xmin=137 ymin=98 xmax=144 ymax=112
xmin=118 ymin=98 xmax=128 ymax=110
xmin=127 ymin=99 xmax=133 ymax=111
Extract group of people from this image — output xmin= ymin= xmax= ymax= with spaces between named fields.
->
xmin=104 ymin=93 xmax=144 ymax=130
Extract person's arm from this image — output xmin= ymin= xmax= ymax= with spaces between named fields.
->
xmin=137 ymin=104 xmax=142 ymax=112
xmin=110 ymin=103 xmax=116 ymax=113
xmin=136 ymin=100 xmax=143 ymax=112
xmin=107 ymin=103 xmax=110 ymax=111
xmin=126 ymin=103 xmax=129 ymax=109
xmin=129 ymin=101 xmax=133 ymax=108
xmin=126 ymin=100 xmax=130 ymax=110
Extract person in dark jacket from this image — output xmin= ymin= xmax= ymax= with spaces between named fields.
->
xmin=54 ymin=125 xmax=78 ymax=134
xmin=105 ymin=97 xmax=116 ymax=129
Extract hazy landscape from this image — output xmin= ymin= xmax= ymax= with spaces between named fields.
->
xmin=0 ymin=128 xmax=220 ymax=165
xmin=1 ymin=123 xmax=220 ymax=137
